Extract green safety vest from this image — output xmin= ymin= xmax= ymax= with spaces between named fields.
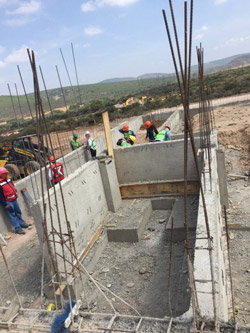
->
xmin=123 ymin=130 xmax=133 ymax=141
xmin=121 ymin=141 xmax=131 ymax=147
xmin=155 ymin=130 xmax=166 ymax=141
xmin=70 ymin=139 xmax=79 ymax=149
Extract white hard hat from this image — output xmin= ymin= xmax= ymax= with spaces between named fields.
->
xmin=85 ymin=131 xmax=90 ymax=136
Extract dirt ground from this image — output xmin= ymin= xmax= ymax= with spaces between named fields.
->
xmin=193 ymin=102 xmax=250 ymax=328
xmin=82 ymin=208 xmax=197 ymax=319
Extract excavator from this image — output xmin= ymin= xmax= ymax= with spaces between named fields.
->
xmin=0 ymin=134 xmax=51 ymax=180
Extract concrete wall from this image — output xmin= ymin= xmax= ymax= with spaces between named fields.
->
xmin=183 ymin=147 xmax=229 ymax=322
xmin=35 ymin=160 xmax=109 ymax=276
xmin=114 ymin=137 xmax=202 ymax=184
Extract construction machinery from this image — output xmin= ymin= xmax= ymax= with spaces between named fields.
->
xmin=0 ymin=134 xmax=51 ymax=180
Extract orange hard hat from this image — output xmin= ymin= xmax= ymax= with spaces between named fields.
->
xmin=49 ymin=156 xmax=55 ymax=162
xmin=123 ymin=124 xmax=129 ymax=131
xmin=145 ymin=121 xmax=151 ymax=129
xmin=166 ymin=125 xmax=171 ymax=130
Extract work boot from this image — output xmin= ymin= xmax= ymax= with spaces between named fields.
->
xmin=22 ymin=224 xmax=32 ymax=228
xmin=15 ymin=229 xmax=25 ymax=235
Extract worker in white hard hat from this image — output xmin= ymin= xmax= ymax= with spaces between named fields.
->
xmin=85 ymin=131 xmax=97 ymax=159
xmin=0 ymin=167 xmax=31 ymax=234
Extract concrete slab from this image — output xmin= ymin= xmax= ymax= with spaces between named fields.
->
xmin=106 ymin=200 xmax=152 ymax=242
xmin=166 ymin=195 xmax=199 ymax=242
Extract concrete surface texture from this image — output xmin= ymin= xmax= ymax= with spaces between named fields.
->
xmin=190 ymin=147 xmax=229 ymax=322
xmin=106 ymin=199 xmax=152 ymax=242
xmin=37 ymin=160 xmax=109 ymax=276
xmin=114 ymin=137 xmax=202 ymax=184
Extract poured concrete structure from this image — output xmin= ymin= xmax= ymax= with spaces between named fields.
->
xmin=0 ymin=105 xmax=230 ymax=326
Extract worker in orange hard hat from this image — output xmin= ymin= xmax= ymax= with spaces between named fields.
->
xmin=0 ymin=167 xmax=31 ymax=234
xmin=48 ymin=156 xmax=64 ymax=186
xmin=144 ymin=120 xmax=158 ymax=142
xmin=119 ymin=124 xmax=136 ymax=145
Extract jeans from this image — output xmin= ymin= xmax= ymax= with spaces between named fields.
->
xmin=5 ymin=200 xmax=27 ymax=231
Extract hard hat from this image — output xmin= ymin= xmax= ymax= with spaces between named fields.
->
xmin=145 ymin=121 xmax=151 ymax=129
xmin=123 ymin=124 xmax=129 ymax=131
xmin=166 ymin=125 xmax=171 ymax=130
xmin=49 ymin=156 xmax=55 ymax=162
xmin=0 ymin=167 xmax=8 ymax=175
xmin=129 ymin=135 xmax=136 ymax=143
xmin=85 ymin=131 xmax=90 ymax=136
xmin=73 ymin=133 xmax=78 ymax=138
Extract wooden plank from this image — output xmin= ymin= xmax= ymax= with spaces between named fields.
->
xmin=120 ymin=180 xmax=200 ymax=198
xmin=0 ymin=296 xmax=20 ymax=326
xmin=102 ymin=111 xmax=114 ymax=159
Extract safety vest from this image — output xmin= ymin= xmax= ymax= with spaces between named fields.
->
xmin=88 ymin=138 xmax=97 ymax=150
xmin=0 ymin=178 xmax=18 ymax=202
xmin=70 ymin=139 xmax=79 ymax=149
xmin=123 ymin=130 xmax=133 ymax=141
xmin=155 ymin=130 xmax=166 ymax=141
xmin=121 ymin=141 xmax=131 ymax=147
xmin=51 ymin=163 xmax=64 ymax=184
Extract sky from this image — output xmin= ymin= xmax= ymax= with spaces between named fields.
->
xmin=0 ymin=0 xmax=250 ymax=95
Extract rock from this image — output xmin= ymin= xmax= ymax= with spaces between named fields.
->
xmin=159 ymin=219 xmax=165 ymax=224
xmin=148 ymin=227 xmax=155 ymax=232
xmin=6 ymin=300 xmax=11 ymax=305
xmin=28 ymin=226 xmax=32 ymax=230
xmin=112 ymin=298 xmax=116 ymax=302
xmin=139 ymin=267 xmax=147 ymax=274
xmin=127 ymin=282 xmax=135 ymax=288
xmin=107 ymin=284 xmax=112 ymax=288
xmin=4 ymin=235 xmax=11 ymax=240
xmin=229 ymin=233 xmax=235 ymax=240
xmin=102 ymin=268 xmax=110 ymax=273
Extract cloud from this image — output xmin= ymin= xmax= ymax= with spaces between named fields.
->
xmin=83 ymin=43 xmax=91 ymax=48
xmin=81 ymin=0 xmax=138 ymax=12
xmin=81 ymin=1 xmax=95 ymax=12
xmin=214 ymin=0 xmax=229 ymax=5
xmin=0 ymin=46 xmax=5 ymax=54
xmin=221 ymin=35 xmax=250 ymax=47
xmin=4 ymin=17 xmax=36 ymax=26
xmin=0 ymin=61 xmax=7 ymax=68
xmin=194 ymin=25 xmax=209 ymax=40
xmin=4 ymin=45 xmax=29 ymax=63
xmin=83 ymin=26 xmax=104 ymax=36
xmin=6 ymin=0 xmax=41 ymax=15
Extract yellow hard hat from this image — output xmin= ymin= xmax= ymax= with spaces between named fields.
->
xmin=129 ymin=135 xmax=136 ymax=143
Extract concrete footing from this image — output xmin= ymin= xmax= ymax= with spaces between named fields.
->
xmin=106 ymin=200 xmax=152 ymax=242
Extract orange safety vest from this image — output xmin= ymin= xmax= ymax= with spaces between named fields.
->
xmin=51 ymin=163 xmax=64 ymax=184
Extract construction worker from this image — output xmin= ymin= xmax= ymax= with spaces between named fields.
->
xmin=0 ymin=167 xmax=31 ymax=235
xmin=70 ymin=133 xmax=79 ymax=151
xmin=145 ymin=121 xmax=158 ymax=142
xmin=119 ymin=125 xmax=136 ymax=145
xmin=155 ymin=125 xmax=171 ymax=141
xmin=116 ymin=138 xmax=132 ymax=147
xmin=48 ymin=156 xmax=64 ymax=185
xmin=85 ymin=131 xmax=97 ymax=159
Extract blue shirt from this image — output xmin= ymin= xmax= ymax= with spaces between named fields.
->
xmin=164 ymin=129 xmax=171 ymax=141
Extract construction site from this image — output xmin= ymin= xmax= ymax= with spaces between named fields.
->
xmin=0 ymin=1 xmax=250 ymax=332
